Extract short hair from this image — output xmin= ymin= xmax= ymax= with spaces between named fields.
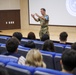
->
xmin=25 ymin=49 xmax=46 ymax=68
xmin=6 ymin=37 xmax=19 ymax=53
xmin=41 ymin=34 xmax=50 ymax=41
xmin=71 ymin=42 xmax=76 ymax=51
xmin=41 ymin=8 xmax=46 ymax=11
xmin=0 ymin=66 xmax=9 ymax=75
xmin=62 ymin=49 xmax=76 ymax=72
xmin=13 ymin=32 xmax=23 ymax=42
xmin=59 ymin=32 xmax=68 ymax=41
xmin=24 ymin=41 xmax=35 ymax=48
xmin=27 ymin=32 xmax=36 ymax=40
xmin=42 ymin=40 xmax=55 ymax=52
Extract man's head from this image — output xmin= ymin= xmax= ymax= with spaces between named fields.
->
xmin=27 ymin=32 xmax=36 ymax=40
xmin=59 ymin=32 xmax=68 ymax=44
xmin=61 ymin=49 xmax=76 ymax=73
xmin=12 ymin=32 xmax=23 ymax=42
xmin=41 ymin=34 xmax=50 ymax=41
xmin=40 ymin=8 xmax=46 ymax=16
xmin=6 ymin=37 xmax=19 ymax=53
xmin=71 ymin=42 xmax=76 ymax=51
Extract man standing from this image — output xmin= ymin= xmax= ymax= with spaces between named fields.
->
xmin=31 ymin=8 xmax=49 ymax=39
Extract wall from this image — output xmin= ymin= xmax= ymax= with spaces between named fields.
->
xmin=0 ymin=0 xmax=21 ymax=30
xmin=20 ymin=0 xmax=76 ymax=33
xmin=0 ymin=0 xmax=20 ymax=10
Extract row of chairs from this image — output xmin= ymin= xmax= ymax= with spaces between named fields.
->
xmin=0 ymin=43 xmax=62 ymax=70
xmin=0 ymin=57 xmax=72 ymax=75
xmin=21 ymin=39 xmax=71 ymax=53
xmin=0 ymin=35 xmax=71 ymax=53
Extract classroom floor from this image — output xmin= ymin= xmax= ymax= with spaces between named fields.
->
xmin=0 ymin=29 xmax=76 ymax=43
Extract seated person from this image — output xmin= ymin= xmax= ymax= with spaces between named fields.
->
xmin=60 ymin=49 xmax=76 ymax=74
xmin=24 ymin=41 xmax=36 ymax=48
xmin=42 ymin=40 xmax=55 ymax=52
xmin=41 ymin=34 xmax=50 ymax=41
xmin=12 ymin=32 xmax=23 ymax=43
xmin=18 ymin=49 xmax=46 ymax=68
xmin=59 ymin=32 xmax=68 ymax=44
xmin=27 ymin=32 xmax=36 ymax=40
xmin=3 ymin=37 xmax=21 ymax=58
xmin=71 ymin=42 xmax=76 ymax=51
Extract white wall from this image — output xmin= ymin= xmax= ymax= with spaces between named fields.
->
xmin=0 ymin=0 xmax=20 ymax=10
xmin=29 ymin=0 xmax=76 ymax=26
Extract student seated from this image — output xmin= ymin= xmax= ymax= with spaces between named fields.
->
xmin=42 ymin=40 xmax=55 ymax=52
xmin=41 ymin=34 xmax=50 ymax=41
xmin=12 ymin=32 xmax=23 ymax=43
xmin=60 ymin=49 xmax=76 ymax=74
xmin=18 ymin=49 xmax=46 ymax=68
xmin=71 ymin=42 xmax=76 ymax=51
xmin=24 ymin=41 xmax=36 ymax=48
xmin=27 ymin=32 xmax=36 ymax=40
xmin=59 ymin=32 xmax=68 ymax=44
xmin=3 ymin=37 xmax=21 ymax=58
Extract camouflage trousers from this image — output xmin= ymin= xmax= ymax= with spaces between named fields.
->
xmin=39 ymin=27 xmax=49 ymax=39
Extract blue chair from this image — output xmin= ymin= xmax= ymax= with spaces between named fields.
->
xmin=40 ymin=50 xmax=56 ymax=56
xmin=65 ymin=45 xmax=71 ymax=49
xmin=6 ymin=62 xmax=35 ymax=75
xmin=21 ymin=39 xmax=44 ymax=49
xmin=0 ymin=55 xmax=18 ymax=64
xmin=0 ymin=54 xmax=18 ymax=66
xmin=0 ymin=36 xmax=10 ymax=44
xmin=34 ymin=67 xmax=72 ymax=75
xmin=21 ymin=39 xmax=30 ymax=46
xmin=0 ymin=44 xmax=7 ymax=54
xmin=18 ymin=48 xmax=29 ymax=57
xmin=18 ymin=45 xmax=31 ymax=50
xmin=33 ymin=40 xmax=44 ymax=49
xmin=40 ymin=50 xmax=55 ymax=69
xmin=54 ymin=43 xmax=65 ymax=53
xmin=54 ymin=53 xmax=62 ymax=71
xmin=0 ymin=57 xmax=9 ymax=66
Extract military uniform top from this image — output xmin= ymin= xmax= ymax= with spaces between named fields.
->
xmin=38 ymin=15 xmax=49 ymax=28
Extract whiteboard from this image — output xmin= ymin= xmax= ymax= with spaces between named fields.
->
xmin=29 ymin=0 xmax=76 ymax=26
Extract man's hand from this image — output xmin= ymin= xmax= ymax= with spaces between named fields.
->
xmin=31 ymin=14 xmax=38 ymax=22
xmin=31 ymin=14 xmax=34 ymax=18
xmin=35 ymin=13 xmax=40 ymax=17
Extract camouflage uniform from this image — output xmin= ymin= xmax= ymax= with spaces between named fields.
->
xmin=38 ymin=15 xmax=49 ymax=39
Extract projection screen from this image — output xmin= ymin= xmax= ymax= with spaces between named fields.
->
xmin=29 ymin=0 xmax=76 ymax=26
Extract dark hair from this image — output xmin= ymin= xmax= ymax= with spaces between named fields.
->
xmin=71 ymin=42 xmax=76 ymax=51
xmin=13 ymin=32 xmax=23 ymax=42
xmin=24 ymin=41 xmax=35 ymax=48
xmin=6 ymin=37 xmax=19 ymax=53
xmin=27 ymin=32 xmax=36 ymax=40
xmin=41 ymin=34 xmax=49 ymax=41
xmin=42 ymin=40 xmax=55 ymax=52
xmin=41 ymin=8 xmax=46 ymax=11
xmin=59 ymin=32 xmax=68 ymax=41
xmin=0 ymin=66 xmax=9 ymax=75
xmin=62 ymin=49 xmax=76 ymax=72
